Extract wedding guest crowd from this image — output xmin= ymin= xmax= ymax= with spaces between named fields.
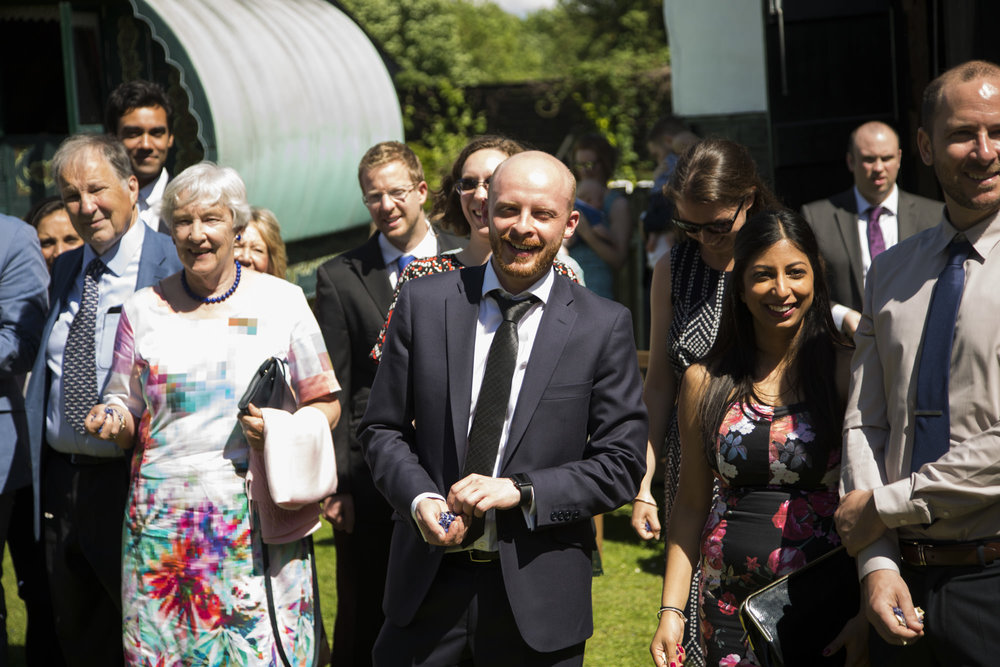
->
xmin=6 ymin=58 xmax=1000 ymax=667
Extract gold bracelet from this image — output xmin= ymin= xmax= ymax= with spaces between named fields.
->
xmin=657 ymin=606 xmax=686 ymax=622
xmin=634 ymin=497 xmax=658 ymax=509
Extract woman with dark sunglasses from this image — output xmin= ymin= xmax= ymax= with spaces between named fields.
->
xmin=632 ymin=138 xmax=781 ymax=662
xmin=370 ymin=135 xmax=579 ymax=361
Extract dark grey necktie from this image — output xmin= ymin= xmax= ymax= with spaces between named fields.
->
xmin=62 ymin=258 xmax=107 ymax=435
xmin=462 ymin=290 xmax=537 ymax=544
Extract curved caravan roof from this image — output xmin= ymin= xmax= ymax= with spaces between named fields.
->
xmin=129 ymin=0 xmax=402 ymax=241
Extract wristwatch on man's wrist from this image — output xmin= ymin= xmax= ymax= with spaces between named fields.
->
xmin=510 ymin=473 xmax=533 ymax=508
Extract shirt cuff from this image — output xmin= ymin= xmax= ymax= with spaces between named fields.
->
xmin=410 ymin=492 xmax=446 ymax=527
xmin=831 ymin=303 xmax=850 ymax=332
xmin=872 ymin=477 xmax=931 ymax=528
xmin=857 ymin=535 xmax=902 ymax=579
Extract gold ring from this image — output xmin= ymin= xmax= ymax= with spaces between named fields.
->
xmin=901 ymin=639 xmax=908 ymax=647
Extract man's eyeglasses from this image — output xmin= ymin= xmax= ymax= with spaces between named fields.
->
xmin=455 ymin=177 xmax=490 ymax=194
xmin=362 ymin=184 xmax=418 ymax=207
xmin=672 ymin=198 xmax=747 ymax=235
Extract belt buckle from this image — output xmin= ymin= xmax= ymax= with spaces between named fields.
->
xmin=468 ymin=550 xmax=495 ymax=563
xmin=916 ymin=543 xmax=928 ymax=566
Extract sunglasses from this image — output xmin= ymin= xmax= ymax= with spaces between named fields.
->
xmin=455 ymin=177 xmax=490 ymax=194
xmin=672 ymin=198 xmax=747 ymax=235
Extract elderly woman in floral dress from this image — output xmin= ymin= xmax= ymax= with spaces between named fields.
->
xmin=87 ymin=162 xmax=339 ymax=666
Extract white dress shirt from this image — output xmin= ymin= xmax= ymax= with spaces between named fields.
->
xmin=412 ymin=262 xmax=553 ymax=550
xmin=378 ymin=218 xmax=438 ymax=288
xmin=831 ymin=186 xmax=902 ymax=329
xmin=46 ymin=217 xmax=146 ymax=457
xmin=137 ymin=169 xmax=169 ymax=234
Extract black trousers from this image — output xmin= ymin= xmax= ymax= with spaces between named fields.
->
xmin=869 ymin=559 xmax=1000 ymax=667
xmin=372 ymin=558 xmax=585 ymax=667
xmin=331 ymin=510 xmax=393 ymax=666
xmin=6 ymin=484 xmax=63 ymax=667
xmin=42 ymin=451 xmax=129 ymax=667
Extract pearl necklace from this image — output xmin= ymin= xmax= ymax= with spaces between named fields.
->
xmin=182 ymin=260 xmax=241 ymax=304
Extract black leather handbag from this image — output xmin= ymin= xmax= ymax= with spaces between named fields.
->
xmin=238 ymin=357 xmax=296 ymax=414
xmin=739 ymin=546 xmax=859 ymax=667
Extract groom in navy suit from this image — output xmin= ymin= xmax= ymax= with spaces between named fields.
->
xmin=361 ymin=151 xmax=647 ymax=665
xmin=24 ymin=134 xmax=181 ymax=666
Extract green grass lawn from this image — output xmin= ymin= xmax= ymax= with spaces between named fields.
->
xmin=1 ymin=505 xmax=663 ymax=666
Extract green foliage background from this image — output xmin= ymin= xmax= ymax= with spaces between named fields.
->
xmin=338 ymin=0 xmax=671 ymax=186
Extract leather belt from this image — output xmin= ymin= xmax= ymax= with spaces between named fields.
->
xmin=51 ymin=448 xmax=124 ymax=466
xmin=900 ymin=540 xmax=1000 ymax=567
xmin=443 ymin=550 xmax=501 ymax=567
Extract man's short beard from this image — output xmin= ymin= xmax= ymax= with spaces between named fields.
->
xmin=489 ymin=229 xmax=561 ymax=283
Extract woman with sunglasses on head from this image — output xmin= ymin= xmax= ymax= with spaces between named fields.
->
xmin=633 ymin=138 xmax=781 ymax=662
xmin=370 ymin=135 xmax=579 ymax=361
xmin=650 ymin=210 xmax=866 ymax=667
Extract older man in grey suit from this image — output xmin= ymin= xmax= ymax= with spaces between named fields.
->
xmin=801 ymin=121 xmax=941 ymax=335
xmin=24 ymin=134 xmax=181 ymax=666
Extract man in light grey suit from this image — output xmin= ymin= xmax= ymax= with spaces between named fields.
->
xmin=801 ymin=121 xmax=941 ymax=335
xmin=24 ymin=134 xmax=181 ymax=666
xmin=0 ymin=214 xmax=48 ymax=662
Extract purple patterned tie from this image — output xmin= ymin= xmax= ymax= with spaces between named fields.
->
xmin=867 ymin=205 xmax=886 ymax=258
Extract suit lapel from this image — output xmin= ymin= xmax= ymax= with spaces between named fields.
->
xmin=448 ymin=266 xmax=484 ymax=466
xmin=501 ymin=277 xmax=576 ymax=468
xmin=349 ymin=234 xmax=394 ymax=312
xmin=831 ymin=190 xmax=865 ymax=295
xmin=897 ymin=192 xmax=921 ymax=239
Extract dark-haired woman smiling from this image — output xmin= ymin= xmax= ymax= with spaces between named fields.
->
xmin=650 ymin=210 xmax=868 ymax=667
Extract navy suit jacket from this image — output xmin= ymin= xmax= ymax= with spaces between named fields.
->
xmin=359 ymin=264 xmax=647 ymax=652
xmin=314 ymin=229 xmax=462 ymax=516
xmin=801 ymin=188 xmax=942 ymax=311
xmin=0 ymin=215 xmax=49 ymax=496
xmin=24 ymin=224 xmax=182 ymax=535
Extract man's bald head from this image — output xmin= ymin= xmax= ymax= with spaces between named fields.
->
xmin=486 ymin=151 xmax=580 ymax=294
xmin=847 ymin=121 xmax=902 ymax=205
xmin=489 ymin=151 xmax=577 ymax=211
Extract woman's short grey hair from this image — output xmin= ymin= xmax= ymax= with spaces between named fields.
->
xmin=161 ymin=162 xmax=251 ymax=233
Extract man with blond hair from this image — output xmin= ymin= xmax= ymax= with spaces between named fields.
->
xmin=314 ymin=141 xmax=462 ymax=664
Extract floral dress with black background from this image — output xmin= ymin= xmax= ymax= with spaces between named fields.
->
xmin=699 ymin=401 xmax=842 ymax=666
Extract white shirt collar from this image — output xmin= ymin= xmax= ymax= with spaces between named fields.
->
xmin=854 ymin=184 xmax=899 ymax=217
xmin=138 ymin=169 xmax=169 ymax=211
xmin=481 ymin=259 xmax=554 ymax=305
xmin=81 ymin=210 xmax=146 ymax=277
xmin=378 ymin=216 xmax=437 ymax=266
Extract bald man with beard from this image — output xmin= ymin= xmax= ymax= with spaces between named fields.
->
xmin=360 ymin=151 xmax=647 ymax=666
xmin=802 ymin=121 xmax=942 ymax=335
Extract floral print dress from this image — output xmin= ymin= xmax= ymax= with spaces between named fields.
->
xmin=700 ymin=401 xmax=841 ymax=667
xmin=103 ymin=274 xmax=340 ymax=666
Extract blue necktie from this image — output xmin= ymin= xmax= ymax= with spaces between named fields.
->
xmin=911 ymin=237 xmax=973 ymax=472
xmin=396 ymin=254 xmax=415 ymax=274
xmin=62 ymin=258 xmax=107 ymax=435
